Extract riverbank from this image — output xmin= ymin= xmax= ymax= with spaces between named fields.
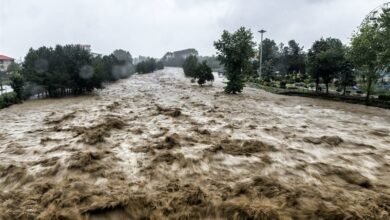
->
xmin=249 ymin=83 xmax=390 ymax=109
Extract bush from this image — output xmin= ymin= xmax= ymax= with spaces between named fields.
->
xmin=136 ymin=58 xmax=157 ymax=74
xmin=23 ymin=45 xmax=105 ymax=97
xmin=156 ymin=61 xmax=164 ymax=70
xmin=280 ymin=81 xmax=287 ymax=89
xmin=183 ymin=55 xmax=198 ymax=78
xmin=9 ymin=72 xmax=25 ymax=100
xmin=378 ymin=94 xmax=390 ymax=101
xmin=0 ymin=92 xmax=20 ymax=109
xmin=195 ymin=61 xmax=214 ymax=86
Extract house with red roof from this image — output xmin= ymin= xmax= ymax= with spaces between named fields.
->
xmin=0 ymin=54 xmax=15 ymax=73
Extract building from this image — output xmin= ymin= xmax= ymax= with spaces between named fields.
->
xmin=161 ymin=48 xmax=199 ymax=66
xmin=0 ymin=54 xmax=15 ymax=73
xmin=133 ymin=56 xmax=149 ymax=65
xmin=162 ymin=48 xmax=198 ymax=61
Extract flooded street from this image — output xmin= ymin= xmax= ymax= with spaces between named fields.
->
xmin=1 ymin=67 xmax=390 ymax=219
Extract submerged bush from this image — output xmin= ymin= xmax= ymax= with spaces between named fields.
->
xmin=22 ymin=45 xmax=105 ymax=97
xmin=22 ymin=46 xmax=135 ymax=98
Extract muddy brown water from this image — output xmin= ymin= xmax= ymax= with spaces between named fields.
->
xmin=0 ymin=67 xmax=389 ymax=220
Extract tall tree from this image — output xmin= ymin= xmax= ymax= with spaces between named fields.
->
xmin=214 ymin=27 xmax=256 ymax=94
xmin=136 ymin=58 xmax=157 ymax=74
xmin=156 ymin=61 xmax=164 ymax=70
xmin=182 ymin=55 xmax=199 ymax=78
xmin=113 ymin=49 xmax=133 ymax=64
xmin=349 ymin=10 xmax=389 ymax=103
xmin=285 ymin=40 xmax=306 ymax=82
xmin=378 ymin=8 xmax=390 ymax=70
xmin=22 ymin=45 xmax=104 ymax=97
xmin=308 ymin=38 xmax=345 ymax=93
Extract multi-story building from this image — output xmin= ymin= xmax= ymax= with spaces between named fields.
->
xmin=0 ymin=55 xmax=15 ymax=73
xmin=161 ymin=48 xmax=199 ymax=66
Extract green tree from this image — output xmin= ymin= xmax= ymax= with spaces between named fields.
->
xmin=112 ymin=49 xmax=135 ymax=78
xmin=214 ymin=27 xmax=256 ymax=94
xmin=259 ymin=38 xmax=279 ymax=82
xmin=349 ymin=12 xmax=388 ymax=103
xmin=22 ymin=45 xmax=104 ymax=97
xmin=308 ymin=38 xmax=345 ymax=93
xmin=136 ymin=58 xmax=157 ymax=74
xmin=9 ymin=71 xmax=25 ymax=100
xmin=195 ymin=61 xmax=214 ymax=86
xmin=285 ymin=40 xmax=306 ymax=82
xmin=338 ymin=60 xmax=355 ymax=95
xmin=182 ymin=55 xmax=199 ymax=78
xmin=308 ymin=40 xmax=327 ymax=92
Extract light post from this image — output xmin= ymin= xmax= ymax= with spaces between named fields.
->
xmin=258 ymin=29 xmax=266 ymax=78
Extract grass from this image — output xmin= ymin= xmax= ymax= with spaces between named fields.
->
xmin=248 ymin=83 xmax=390 ymax=109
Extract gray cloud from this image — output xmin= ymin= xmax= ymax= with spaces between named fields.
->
xmin=0 ymin=0 xmax=388 ymax=60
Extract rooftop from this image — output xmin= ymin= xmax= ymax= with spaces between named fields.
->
xmin=0 ymin=55 xmax=14 ymax=61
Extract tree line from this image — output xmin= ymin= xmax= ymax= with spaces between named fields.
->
xmin=136 ymin=58 xmax=164 ymax=74
xmin=209 ymin=8 xmax=389 ymax=102
xmin=21 ymin=46 xmax=138 ymax=98
xmin=1 ymin=45 xmax=164 ymax=109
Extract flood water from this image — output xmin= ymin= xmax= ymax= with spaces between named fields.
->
xmin=0 ymin=67 xmax=389 ymax=219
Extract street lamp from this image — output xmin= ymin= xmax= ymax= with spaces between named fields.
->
xmin=258 ymin=29 xmax=266 ymax=78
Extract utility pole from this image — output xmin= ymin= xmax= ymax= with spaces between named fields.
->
xmin=258 ymin=29 xmax=266 ymax=78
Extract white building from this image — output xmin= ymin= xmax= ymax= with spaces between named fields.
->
xmin=0 ymin=55 xmax=14 ymax=73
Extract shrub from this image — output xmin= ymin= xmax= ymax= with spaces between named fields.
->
xmin=280 ymin=81 xmax=287 ymax=89
xmin=136 ymin=58 xmax=157 ymax=74
xmin=183 ymin=55 xmax=198 ymax=78
xmin=214 ymin=27 xmax=256 ymax=94
xmin=378 ymin=94 xmax=390 ymax=101
xmin=23 ymin=45 xmax=105 ymax=97
xmin=0 ymin=92 xmax=20 ymax=109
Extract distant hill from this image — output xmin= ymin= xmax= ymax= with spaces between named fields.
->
xmin=161 ymin=49 xmax=198 ymax=67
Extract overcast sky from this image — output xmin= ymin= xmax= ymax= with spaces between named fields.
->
xmin=0 ymin=0 xmax=388 ymax=60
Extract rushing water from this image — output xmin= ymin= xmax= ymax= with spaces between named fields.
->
xmin=0 ymin=67 xmax=389 ymax=219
